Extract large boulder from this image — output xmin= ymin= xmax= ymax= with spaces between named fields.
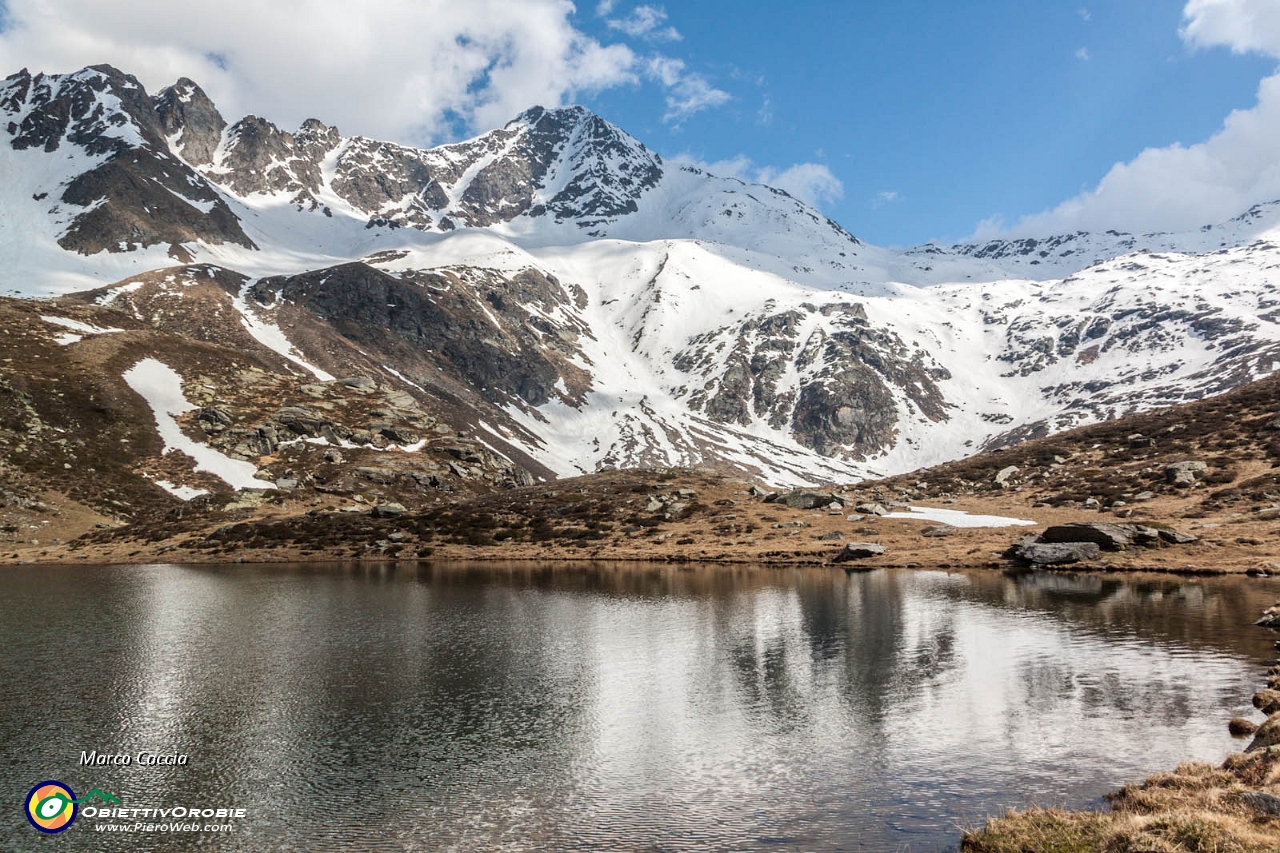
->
xmin=1246 ymin=712 xmax=1280 ymax=752
xmin=1038 ymin=522 xmax=1196 ymax=551
xmin=1009 ymin=540 xmax=1101 ymax=566
xmin=994 ymin=465 xmax=1019 ymax=488
xmin=833 ymin=542 xmax=885 ymax=563
xmin=1165 ymin=460 xmax=1208 ymax=487
xmin=777 ymin=489 xmax=842 ymax=510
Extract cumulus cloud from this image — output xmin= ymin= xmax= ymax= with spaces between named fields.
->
xmin=675 ymin=154 xmax=844 ymax=208
xmin=646 ymin=55 xmax=730 ymax=123
xmin=989 ymin=0 xmax=1280 ymax=238
xmin=1075 ymin=46 xmax=1091 ymax=60
xmin=0 ymin=0 xmax=725 ymax=144
xmin=1181 ymin=0 xmax=1280 ymax=55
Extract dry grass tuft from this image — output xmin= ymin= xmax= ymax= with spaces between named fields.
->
xmin=963 ymin=752 xmax=1280 ymax=852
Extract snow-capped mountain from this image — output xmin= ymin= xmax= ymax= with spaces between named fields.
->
xmin=5 ymin=63 xmax=1280 ymax=487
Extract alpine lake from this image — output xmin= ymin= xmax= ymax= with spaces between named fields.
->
xmin=2 ymin=562 xmax=1278 ymax=852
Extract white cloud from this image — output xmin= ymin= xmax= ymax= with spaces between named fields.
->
xmin=872 ymin=190 xmax=899 ymax=208
xmin=646 ymin=55 xmax=730 ymax=123
xmin=675 ymin=154 xmax=844 ymax=208
xmin=1079 ymin=8 xmax=1092 ymax=23
xmin=1181 ymin=0 xmax=1280 ymax=55
xmin=1075 ymin=46 xmax=1091 ymax=60
xmin=0 ymin=0 xmax=643 ymax=143
xmin=981 ymin=0 xmax=1280 ymax=237
xmin=605 ymin=4 xmax=681 ymax=41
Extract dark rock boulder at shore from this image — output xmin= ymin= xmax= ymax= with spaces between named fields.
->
xmin=832 ymin=542 xmax=885 ymax=563
xmin=1008 ymin=521 xmax=1198 ymax=566
xmin=1007 ymin=538 xmax=1100 ymax=566
xmin=1245 ymin=712 xmax=1280 ymax=752
xmin=1039 ymin=522 xmax=1197 ymax=551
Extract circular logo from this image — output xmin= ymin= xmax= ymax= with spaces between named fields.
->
xmin=25 ymin=781 xmax=77 ymax=833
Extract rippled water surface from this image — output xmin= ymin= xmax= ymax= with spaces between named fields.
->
xmin=2 ymin=563 xmax=1278 ymax=852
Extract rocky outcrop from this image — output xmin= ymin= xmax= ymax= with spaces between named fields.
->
xmin=677 ymin=302 xmax=951 ymax=460
xmin=154 ymin=77 xmax=226 ymax=167
xmin=253 ymin=262 xmax=593 ymax=409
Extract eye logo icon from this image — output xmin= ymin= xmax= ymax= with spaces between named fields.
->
xmin=25 ymin=781 xmax=77 ymax=833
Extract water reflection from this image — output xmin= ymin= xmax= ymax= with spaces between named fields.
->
xmin=0 ymin=563 xmax=1276 ymax=852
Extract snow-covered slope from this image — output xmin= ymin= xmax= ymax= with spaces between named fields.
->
xmin=6 ymin=63 xmax=1280 ymax=485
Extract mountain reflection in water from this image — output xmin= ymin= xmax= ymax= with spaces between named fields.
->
xmin=1 ymin=563 xmax=1276 ymax=853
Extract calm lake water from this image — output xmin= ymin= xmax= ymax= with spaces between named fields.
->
xmin=2 ymin=563 xmax=1278 ymax=852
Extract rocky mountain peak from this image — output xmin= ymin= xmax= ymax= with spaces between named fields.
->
xmin=154 ymin=76 xmax=225 ymax=166
xmin=2 ymin=63 xmax=167 ymax=156
xmin=500 ymin=103 xmax=664 ymax=229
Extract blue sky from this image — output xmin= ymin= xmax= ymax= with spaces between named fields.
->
xmin=1 ymin=0 xmax=1279 ymax=246
xmin=572 ymin=1 xmax=1276 ymax=244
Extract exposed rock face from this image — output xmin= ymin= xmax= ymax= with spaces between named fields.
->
xmin=677 ymin=302 xmax=950 ymax=459
xmin=252 ymin=262 xmax=593 ymax=408
xmin=154 ymin=77 xmax=226 ymax=166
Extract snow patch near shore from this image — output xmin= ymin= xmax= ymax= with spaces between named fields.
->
xmin=123 ymin=358 xmax=272 ymax=492
xmin=886 ymin=506 xmax=1035 ymax=528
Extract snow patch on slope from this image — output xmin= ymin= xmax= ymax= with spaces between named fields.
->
xmin=123 ymin=357 xmax=272 ymax=491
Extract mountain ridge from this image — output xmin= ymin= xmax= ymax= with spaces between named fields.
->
xmin=4 ymin=63 xmax=1280 ymax=492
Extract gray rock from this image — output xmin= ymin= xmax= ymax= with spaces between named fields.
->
xmin=777 ymin=489 xmax=841 ymax=510
xmin=833 ymin=542 xmax=885 ymax=562
xmin=323 ymin=449 xmax=344 ymax=464
xmin=275 ymin=406 xmax=330 ymax=436
xmin=1165 ymin=460 xmax=1208 ymax=486
xmin=921 ymin=525 xmax=956 ymax=538
xmin=274 ymin=477 xmax=299 ymax=490
xmin=340 ymin=376 xmax=378 ymax=393
xmin=355 ymin=466 xmax=398 ymax=484
xmin=1245 ymin=713 xmax=1280 ymax=752
xmin=1038 ymin=522 xmax=1195 ymax=551
xmin=370 ymin=502 xmax=407 ymax=518
xmin=815 ymin=531 xmax=843 ymax=541
xmin=1240 ymin=791 xmax=1280 ymax=817
xmin=1156 ymin=528 xmax=1198 ymax=545
xmin=1009 ymin=539 xmax=1101 ymax=566
xmin=854 ymin=502 xmax=888 ymax=516
xmin=994 ymin=465 xmax=1019 ymax=487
